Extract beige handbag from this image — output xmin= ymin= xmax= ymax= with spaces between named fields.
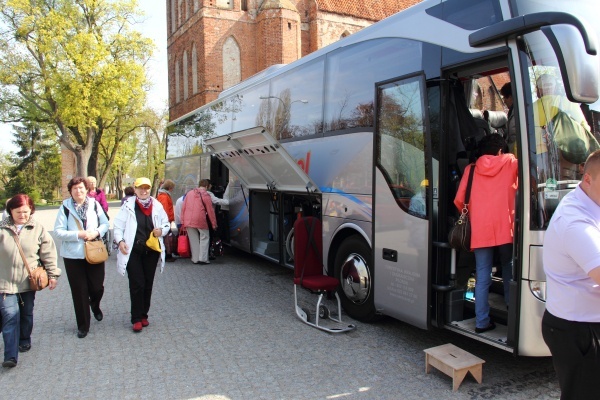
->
xmin=73 ymin=218 xmax=108 ymax=264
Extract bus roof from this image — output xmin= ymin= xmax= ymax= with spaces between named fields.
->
xmin=169 ymin=0 xmax=505 ymax=128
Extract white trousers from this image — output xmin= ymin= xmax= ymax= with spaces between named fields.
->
xmin=187 ymin=227 xmax=210 ymax=263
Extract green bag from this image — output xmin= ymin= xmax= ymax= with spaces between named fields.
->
xmin=551 ymin=110 xmax=600 ymax=164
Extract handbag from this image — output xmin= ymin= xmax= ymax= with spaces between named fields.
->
xmin=12 ymin=233 xmax=49 ymax=291
xmin=177 ymin=227 xmax=191 ymax=258
xmin=146 ymin=232 xmax=162 ymax=252
xmin=164 ymin=230 xmax=177 ymax=254
xmin=449 ymin=164 xmax=475 ymax=252
xmin=73 ymin=217 xmax=109 ymax=264
xmin=84 ymin=240 xmax=109 ymax=264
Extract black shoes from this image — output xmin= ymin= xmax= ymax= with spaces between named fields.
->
xmin=2 ymin=358 xmax=17 ymax=368
xmin=77 ymin=330 xmax=88 ymax=338
xmin=93 ymin=309 xmax=103 ymax=321
xmin=475 ymin=321 xmax=496 ymax=333
xmin=193 ymin=261 xmax=210 ymax=265
xmin=18 ymin=344 xmax=31 ymax=353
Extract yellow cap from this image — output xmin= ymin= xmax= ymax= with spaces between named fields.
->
xmin=134 ymin=177 xmax=152 ymax=188
xmin=421 ymin=179 xmax=429 ymax=187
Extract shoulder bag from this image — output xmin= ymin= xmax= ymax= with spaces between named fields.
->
xmin=448 ymin=164 xmax=475 ymax=252
xmin=12 ymin=232 xmax=48 ymax=291
xmin=72 ymin=211 xmax=109 ymax=264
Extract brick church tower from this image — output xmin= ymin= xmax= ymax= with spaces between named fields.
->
xmin=167 ymin=0 xmax=420 ymax=123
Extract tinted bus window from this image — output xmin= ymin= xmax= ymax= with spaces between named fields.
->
xmin=268 ymin=57 xmax=325 ymax=140
xmin=324 ymin=39 xmax=423 ymax=132
xmin=232 ymin=83 xmax=269 ymax=133
xmin=377 ymin=75 xmax=428 ymax=217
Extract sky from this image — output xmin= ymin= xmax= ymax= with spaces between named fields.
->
xmin=0 ymin=1 xmax=168 ymax=153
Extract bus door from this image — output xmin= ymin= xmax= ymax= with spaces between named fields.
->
xmin=205 ymin=127 xmax=320 ymax=264
xmin=439 ymin=57 xmax=517 ymax=350
xmin=373 ymin=74 xmax=431 ymax=329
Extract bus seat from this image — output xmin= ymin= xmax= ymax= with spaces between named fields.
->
xmin=484 ymin=110 xmax=508 ymax=129
xmin=293 ymin=216 xmax=355 ymax=333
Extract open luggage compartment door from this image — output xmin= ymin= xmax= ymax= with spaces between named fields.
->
xmin=204 ymin=127 xmax=320 ymax=193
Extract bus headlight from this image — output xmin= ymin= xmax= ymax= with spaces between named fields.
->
xmin=529 ymin=280 xmax=547 ymax=302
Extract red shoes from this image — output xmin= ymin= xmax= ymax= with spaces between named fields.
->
xmin=133 ymin=319 xmax=149 ymax=332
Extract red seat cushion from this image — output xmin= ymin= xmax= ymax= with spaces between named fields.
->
xmin=294 ymin=275 xmax=339 ymax=292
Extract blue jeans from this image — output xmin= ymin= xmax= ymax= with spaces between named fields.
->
xmin=473 ymin=244 xmax=513 ymax=329
xmin=0 ymin=291 xmax=36 ymax=362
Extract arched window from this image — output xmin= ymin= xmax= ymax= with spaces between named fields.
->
xmin=192 ymin=44 xmax=198 ymax=94
xmin=183 ymin=50 xmax=189 ymax=100
xmin=222 ymin=36 xmax=241 ymax=90
xmin=178 ymin=0 xmax=185 ymax=25
xmin=175 ymin=58 xmax=181 ymax=103
xmin=170 ymin=0 xmax=176 ymax=33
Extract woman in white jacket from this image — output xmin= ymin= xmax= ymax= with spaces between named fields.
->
xmin=113 ymin=177 xmax=169 ymax=333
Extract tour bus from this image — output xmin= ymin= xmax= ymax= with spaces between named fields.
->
xmin=166 ymin=0 xmax=600 ymax=356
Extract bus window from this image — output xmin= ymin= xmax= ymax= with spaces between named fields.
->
xmin=232 ymin=83 xmax=269 ymax=133
xmin=268 ymin=58 xmax=325 ymax=140
xmin=323 ymin=39 xmax=422 ymax=132
xmin=521 ymin=30 xmax=600 ymax=229
xmin=376 ymin=75 xmax=428 ymax=217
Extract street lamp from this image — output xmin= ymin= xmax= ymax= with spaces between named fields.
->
xmin=259 ymin=95 xmax=308 ymax=139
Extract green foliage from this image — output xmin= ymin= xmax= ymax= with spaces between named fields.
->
xmin=4 ymin=172 xmax=41 ymax=203
xmin=0 ymin=0 xmax=154 ymax=178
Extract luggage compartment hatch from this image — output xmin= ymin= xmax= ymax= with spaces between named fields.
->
xmin=205 ymin=127 xmax=320 ymax=193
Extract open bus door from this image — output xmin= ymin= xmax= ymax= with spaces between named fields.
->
xmin=205 ymin=127 xmax=321 ymax=264
xmin=372 ymin=74 xmax=432 ymax=330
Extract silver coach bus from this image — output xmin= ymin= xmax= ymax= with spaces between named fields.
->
xmin=166 ymin=0 xmax=600 ymax=356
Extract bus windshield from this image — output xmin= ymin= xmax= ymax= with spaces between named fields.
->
xmin=516 ymin=1 xmax=600 ymax=229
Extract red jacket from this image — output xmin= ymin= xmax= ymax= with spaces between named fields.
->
xmin=156 ymin=190 xmax=175 ymax=222
xmin=181 ymin=188 xmax=217 ymax=230
xmin=454 ymin=154 xmax=518 ymax=249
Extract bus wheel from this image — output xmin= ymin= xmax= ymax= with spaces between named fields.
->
xmin=334 ymin=236 xmax=376 ymax=322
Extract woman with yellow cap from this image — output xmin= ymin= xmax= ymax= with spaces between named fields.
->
xmin=113 ymin=177 xmax=170 ymax=332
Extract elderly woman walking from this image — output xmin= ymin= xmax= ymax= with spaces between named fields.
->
xmin=181 ymin=179 xmax=217 ymax=265
xmin=54 ymin=177 xmax=110 ymax=339
xmin=113 ymin=177 xmax=170 ymax=332
xmin=0 ymin=194 xmax=61 ymax=368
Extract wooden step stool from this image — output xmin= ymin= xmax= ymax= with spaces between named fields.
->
xmin=424 ymin=343 xmax=485 ymax=391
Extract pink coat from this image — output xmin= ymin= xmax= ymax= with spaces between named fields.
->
xmin=181 ymin=188 xmax=217 ymax=230
xmin=454 ymin=154 xmax=518 ymax=249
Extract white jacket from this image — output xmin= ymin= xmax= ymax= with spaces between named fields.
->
xmin=112 ymin=196 xmax=170 ymax=276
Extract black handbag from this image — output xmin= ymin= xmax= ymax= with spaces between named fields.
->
xmin=449 ymin=164 xmax=475 ymax=252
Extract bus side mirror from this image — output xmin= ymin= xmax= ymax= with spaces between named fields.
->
xmin=542 ymin=24 xmax=599 ymax=104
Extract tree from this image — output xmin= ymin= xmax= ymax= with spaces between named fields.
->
xmin=0 ymin=0 xmax=153 ymax=177
xmin=7 ymin=122 xmax=61 ymax=200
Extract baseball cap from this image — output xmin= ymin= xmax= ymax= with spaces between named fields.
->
xmin=134 ymin=177 xmax=152 ymax=188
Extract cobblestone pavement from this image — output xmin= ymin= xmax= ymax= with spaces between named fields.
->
xmin=0 ymin=206 xmax=560 ymax=399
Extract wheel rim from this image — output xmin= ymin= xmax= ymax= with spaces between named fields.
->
xmin=339 ymin=253 xmax=371 ymax=305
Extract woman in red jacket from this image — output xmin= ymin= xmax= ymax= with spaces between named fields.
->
xmin=181 ymin=179 xmax=217 ymax=264
xmin=156 ymin=180 xmax=176 ymax=262
xmin=454 ymin=134 xmax=518 ymax=333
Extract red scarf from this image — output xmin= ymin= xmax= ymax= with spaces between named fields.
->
xmin=135 ymin=198 xmax=153 ymax=216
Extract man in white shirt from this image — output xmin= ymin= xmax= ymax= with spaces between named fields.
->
xmin=542 ymin=149 xmax=600 ymax=400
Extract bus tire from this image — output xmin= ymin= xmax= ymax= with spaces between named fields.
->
xmin=334 ymin=235 xmax=377 ymax=322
